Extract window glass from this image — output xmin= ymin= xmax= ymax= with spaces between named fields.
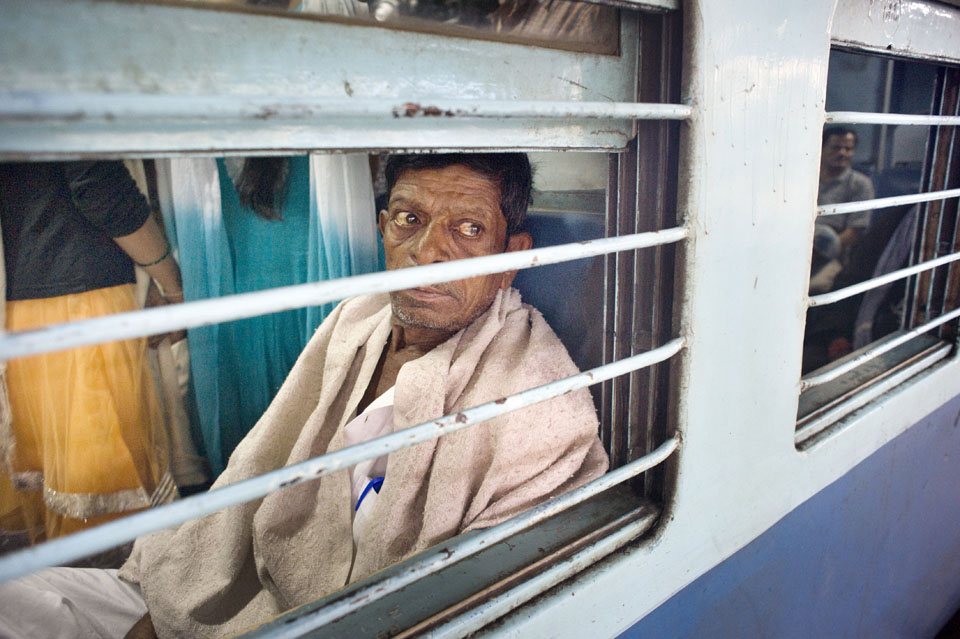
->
xmin=0 ymin=149 xmax=614 ymax=546
xmin=182 ymin=0 xmax=620 ymax=54
xmin=800 ymin=50 xmax=960 ymax=424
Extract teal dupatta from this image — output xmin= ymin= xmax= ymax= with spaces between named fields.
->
xmin=157 ymin=155 xmax=383 ymax=476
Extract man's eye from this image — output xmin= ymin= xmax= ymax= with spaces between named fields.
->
xmin=457 ymin=222 xmax=482 ymax=238
xmin=393 ymin=211 xmax=420 ymax=226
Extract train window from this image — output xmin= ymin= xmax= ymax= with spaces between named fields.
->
xmin=797 ymin=49 xmax=960 ymax=445
xmin=0 ymin=1 xmax=686 ymax=632
xmin=0 ymin=151 xmax=682 ymax=635
xmin=175 ymin=0 xmax=620 ymax=55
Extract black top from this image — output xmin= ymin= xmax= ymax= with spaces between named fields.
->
xmin=0 ymin=161 xmax=151 ymax=301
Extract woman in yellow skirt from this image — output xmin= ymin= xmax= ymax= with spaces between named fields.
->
xmin=0 ymin=161 xmax=183 ymax=541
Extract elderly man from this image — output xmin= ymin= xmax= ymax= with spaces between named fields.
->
xmin=0 ymin=153 xmax=608 ymax=639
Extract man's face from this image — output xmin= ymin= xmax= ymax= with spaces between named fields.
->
xmin=822 ymin=133 xmax=856 ymax=172
xmin=378 ymin=164 xmax=531 ymax=334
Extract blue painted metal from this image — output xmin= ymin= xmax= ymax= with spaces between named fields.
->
xmin=622 ymin=395 xmax=960 ymax=639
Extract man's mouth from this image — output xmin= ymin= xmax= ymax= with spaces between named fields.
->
xmin=404 ymin=286 xmax=454 ymax=300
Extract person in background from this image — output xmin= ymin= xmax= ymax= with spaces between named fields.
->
xmin=0 ymin=161 xmax=181 ymax=541
xmin=805 ymin=127 xmax=877 ymax=371
xmin=159 ymin=154 xmax=382 ymax=477
xmin=814 ymin=126 xmax=875 ymax=288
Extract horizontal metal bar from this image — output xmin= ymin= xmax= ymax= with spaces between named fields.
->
xmin=825 ymin=111 xmax=960 ymax=126
xmin=817 ymin=188 xmax=960 ymax=216
xmin=426 ymin=509 xmax=659 ymax=639
xmin=801 ymin=306 xmax=960 ymax=391
xmin=0 ymin=340 xmax=683 ymax=584
xmin=796 ymin=342 xmax=952 ymax=445
xmin=808 ymin=251 xmax=960 ymax=307
xmin=245 ymin=437 xmax=679 ymax=639
xmin=0 ymin=227 xmax=688 ymax=361
xmin=0 ymin=92 xmax=692 ymax=123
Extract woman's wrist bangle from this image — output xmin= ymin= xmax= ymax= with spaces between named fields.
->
xmin=135 ymin=245 xmax=171 ymax=268
xmin=154 ymin=281 xmax=184 ymax=301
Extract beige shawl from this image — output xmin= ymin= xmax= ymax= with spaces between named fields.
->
xmin=120 ymin=288 xmax=608 ymax=638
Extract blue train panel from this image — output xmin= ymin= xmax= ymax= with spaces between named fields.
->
xmin=624 ymin=394 xmax=960 ymax=639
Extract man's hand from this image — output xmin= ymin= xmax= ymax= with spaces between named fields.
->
xmin=124 ymin=613 xmax=158 ymax=639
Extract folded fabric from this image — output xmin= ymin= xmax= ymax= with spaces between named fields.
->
xmin=121 ymin=288 xmax=608 ymax=638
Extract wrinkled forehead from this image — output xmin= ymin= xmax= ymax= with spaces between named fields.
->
xmin=389 ymin=164 xmax=504 ymax=214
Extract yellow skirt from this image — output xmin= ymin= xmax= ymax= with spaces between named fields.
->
xmin=0 ymin=284 xmax=174 ymax=540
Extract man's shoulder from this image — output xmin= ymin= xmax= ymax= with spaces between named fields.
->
xmin=302 ymin=293 xmax=392 ymax=356
xmin=484 ymin=296 xmax=581 ymax=384
xmin=848 ymin=168 xmax=872 ymax=186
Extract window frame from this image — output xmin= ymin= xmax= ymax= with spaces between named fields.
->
xmin=0 ymin=1 xmax=688 ymax=635
xmin=796 ymin=48 xmax=960 ymax=445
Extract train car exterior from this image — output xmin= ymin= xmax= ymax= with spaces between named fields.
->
xmin=1 ymin=0 xmax=959 ymax=637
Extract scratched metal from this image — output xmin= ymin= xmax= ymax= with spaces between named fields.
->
xmin=239 ymin=489 xmax=654 ymax=638
xmin=831 ymin=0 xmax=960 ymax=64
xmin=796 ymin=338 xmax=951 ymax=445
xmin=0 ymin=93 xmax=692 ymax=122
xmin=0 ymin=0 xmax=642 ymax=156
xmin=0 ymin=345 xmax=681 ymax=584
xmin=593 ymin=0 xmax=679 ymax=11
xmin=808 ymin=251 xmax=960 ymax=307
xmin=0 ymin=227 xmax=688 ymax=360
xmin=816 ymin=187 xmax=960 ymax=216
xmin=236 ymin=447 xmax=675 ymax=638
xmin=800 ymin=306 xmax=960 ymax=390
xmin=825 ymin=111 xmax=960 ymax=125
xmin=427 ymin=508 xmax=658 ymax=638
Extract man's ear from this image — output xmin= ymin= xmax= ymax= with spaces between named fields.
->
xmin=378 ymin=210 xmax=388 ymax=236
xmin=499 ymin=232 xmax=533 ymax=290
xmin=506 ymin=232 xmax=533 ymax=253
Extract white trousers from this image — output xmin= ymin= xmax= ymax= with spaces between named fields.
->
xmin=0 ymin=567 xmax=146 ymax=639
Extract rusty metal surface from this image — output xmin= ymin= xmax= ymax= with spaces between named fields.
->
xmin=238 ymin=488 xmax=658 ymax=639
xmin=0 ymin=0 xmax=644 ymax=156
xmin=832 ymin=0 xmax=960 ymax=64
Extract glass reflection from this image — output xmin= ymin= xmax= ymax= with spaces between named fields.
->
xmin=803 ymin=51 xmax=939 ymax=374
xmin=188 ymin=0 xmax=618 ymax=53
xmin=0 ymin=150 xmax=608 ymax=546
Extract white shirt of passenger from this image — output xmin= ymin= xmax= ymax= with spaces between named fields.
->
xmin=341 ymin=387 xmax=393 ymax=547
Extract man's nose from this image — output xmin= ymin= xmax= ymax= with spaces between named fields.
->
xmin=413 ymin=222 xmax=454 ymax=264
